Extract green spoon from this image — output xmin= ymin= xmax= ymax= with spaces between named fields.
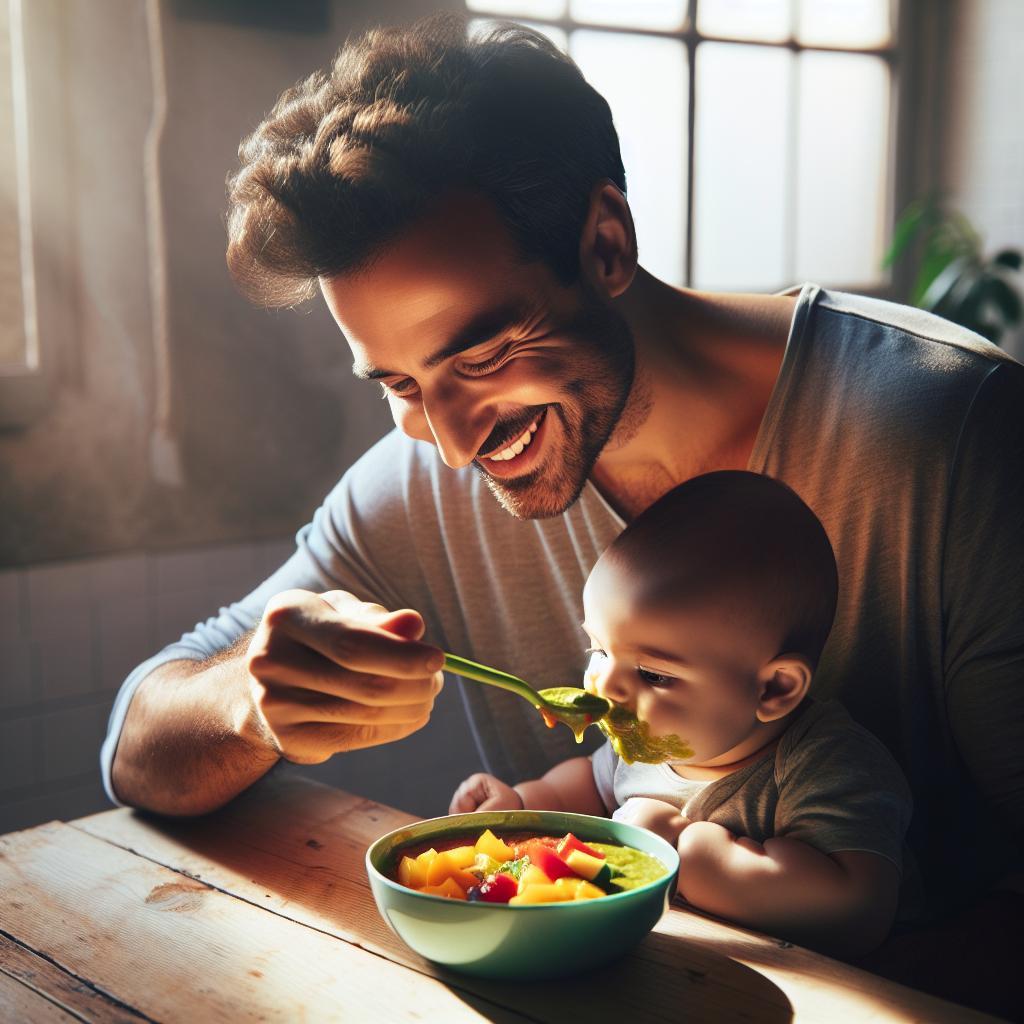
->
xmin=443 ymin=652 xmax=610 ymax=742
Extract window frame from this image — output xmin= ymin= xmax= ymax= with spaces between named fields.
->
xmin=469 ymin=0 xmax=934 ymax=299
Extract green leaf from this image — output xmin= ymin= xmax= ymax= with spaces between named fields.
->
xmin=993 ymin=249 xmax=1023 ymax=271
xmin=882 ymin=198 xmax=933 ymax=269
xmin=919 ymin=255 xmax=970 ymax=311
xmin=983 ymin=273 xmax=1023 ymax=325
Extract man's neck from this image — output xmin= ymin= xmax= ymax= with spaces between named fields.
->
xmin=590 ymin=269 xmax=796 ymax=521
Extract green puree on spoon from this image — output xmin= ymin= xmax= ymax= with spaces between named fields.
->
xmin=443 ymin=653 xmax=610 ymax=741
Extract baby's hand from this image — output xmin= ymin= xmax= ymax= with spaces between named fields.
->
xmin=613 ymin=797 xmax=689 ymax=845
xmin=449 ymin=773 xmax=524 ymax=814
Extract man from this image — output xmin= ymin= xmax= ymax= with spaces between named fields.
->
xmin=102 ymin=15 xmax=1022 ymax=1012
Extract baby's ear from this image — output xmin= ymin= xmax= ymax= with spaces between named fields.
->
xmin=755 ymin=654 xmax=812 ymax=722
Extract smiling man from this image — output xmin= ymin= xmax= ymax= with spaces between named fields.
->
xmin=102 ymin=14 xmax=1023 ymax=1014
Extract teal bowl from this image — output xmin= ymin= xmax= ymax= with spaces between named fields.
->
xmin=365 ymin=809 xmax=680 ymax=980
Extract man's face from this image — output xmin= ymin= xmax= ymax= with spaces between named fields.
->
xmin=320 ymin=194 xmax=634 ymax=519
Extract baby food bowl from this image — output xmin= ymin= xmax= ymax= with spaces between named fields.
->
xmin=365 ymin=809 xmax=680 ymax=980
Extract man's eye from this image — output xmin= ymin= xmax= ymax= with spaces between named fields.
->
xmin=637 ymin=667 xmax=674 ymax=687
xmin=462 ymin=344 xmax=513 ymax=375
xmin=379 ymin=378 xmax=419 ymax=399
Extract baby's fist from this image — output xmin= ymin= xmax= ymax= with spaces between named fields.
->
xmin=449 ymin=773 xmax=523 ymax=814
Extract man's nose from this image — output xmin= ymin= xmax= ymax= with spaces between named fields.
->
xmin=421 ymin=386 xmax=494 ymax=470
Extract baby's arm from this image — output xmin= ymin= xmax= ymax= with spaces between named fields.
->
xmin=449 ymin=757 xmax=606 ymax=816
xmin=676 ymin=822 xmax=899 ymax=958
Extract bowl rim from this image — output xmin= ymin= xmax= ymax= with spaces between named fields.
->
xmin=365 ymin=808 xmax=681 ymax=909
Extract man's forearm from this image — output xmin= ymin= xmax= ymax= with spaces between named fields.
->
xmin=110 ymin=648 xmax=279 ymax=816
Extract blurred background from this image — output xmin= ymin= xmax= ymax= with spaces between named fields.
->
xmin=1 ymin=0 xmax=1021 ymax=832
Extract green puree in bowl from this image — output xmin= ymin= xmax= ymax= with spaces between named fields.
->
xmin=589 ymin=843 xmax=671 ymax=890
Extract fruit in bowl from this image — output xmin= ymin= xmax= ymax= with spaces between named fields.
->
xmin=365 ymin=809 xmax=680 ymax=979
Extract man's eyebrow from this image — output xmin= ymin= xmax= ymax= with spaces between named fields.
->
xmin=351 ymin=300 xmax=534 ymax=381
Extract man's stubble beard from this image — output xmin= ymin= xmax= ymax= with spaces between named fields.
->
xmin=476 ymin=298 xmax=640 ymax=520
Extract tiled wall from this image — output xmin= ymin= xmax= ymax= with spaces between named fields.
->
xmin=0 ymin=538 xmax=293 ymax=834
xmin=1 ymin=537 xmax=482 ymax=834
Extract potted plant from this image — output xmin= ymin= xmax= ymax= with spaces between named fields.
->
xmin=883 ymin=197 xmax=1022 ymax=346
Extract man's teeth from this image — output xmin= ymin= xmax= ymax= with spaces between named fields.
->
xmin=488 ymin=419 xmax=539 ymax=461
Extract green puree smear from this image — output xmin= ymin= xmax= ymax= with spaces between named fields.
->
xmin=598 ymin=704 xmax=694 ymax=765
xmin=589 ymin=843 xmax=669 ymax=890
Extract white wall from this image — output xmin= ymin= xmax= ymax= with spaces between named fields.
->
xmin=944 ymin=0 xmax=1024 ymax=359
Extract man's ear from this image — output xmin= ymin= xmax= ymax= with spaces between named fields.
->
xmin=578 ymin=180 xmax=637 ymax=299
xmin=755 ymin=654 xmax=813 ymax=722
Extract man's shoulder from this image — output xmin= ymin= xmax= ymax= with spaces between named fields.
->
xmin=809 ymin=286 xmax=1017 ymax=371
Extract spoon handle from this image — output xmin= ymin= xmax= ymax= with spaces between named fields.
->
xmin=443 ymin=653 xmax=544 ymax=708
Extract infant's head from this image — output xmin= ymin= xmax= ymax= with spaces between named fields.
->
xmin=582 ymin=471 xmax=838 ymax=767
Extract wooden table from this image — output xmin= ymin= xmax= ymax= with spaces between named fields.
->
xmin=0 ymin=774 xmax=1002 ymax=1023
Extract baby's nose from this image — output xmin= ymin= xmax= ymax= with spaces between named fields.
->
xmin=590 ymin=666 xmax=634 ymax=707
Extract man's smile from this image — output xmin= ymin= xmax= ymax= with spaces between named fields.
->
xmin=477 ymin=408 xmax=549 ymax=478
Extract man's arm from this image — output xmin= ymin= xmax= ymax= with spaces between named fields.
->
xmin=110 ymin=649 xmax=278 ymax=816
xmin=110 ymin=589 xmax=444 ymax=816
xmin=676 ymin=822 xmax=900 ymax=959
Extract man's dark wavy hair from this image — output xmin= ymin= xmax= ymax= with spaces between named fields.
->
xmin=225 ymin=14 xmax=626 ymax=307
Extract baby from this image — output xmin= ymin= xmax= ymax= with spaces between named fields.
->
xmin=450 ymin=470 xmax=913 ymax=958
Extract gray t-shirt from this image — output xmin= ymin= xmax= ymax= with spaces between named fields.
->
xmin=592 ymin=699 xmax=913 ymax=875
xmin=101 ymin=284 xmax=1024 ymax=911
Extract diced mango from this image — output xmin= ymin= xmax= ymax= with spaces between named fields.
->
xmin=552 ymin=877 xmax=605 ymax=900
xmin=415 ymin=848 xmax=438 ymax=867
xmin=517 ymin=864 xmax=551 ymax=894
xmin=474 ymin=828 xmax=515 ymax=863
xmin=426 ymin=850 xmax=479 ymax=889
xmin=398 ymin=855 xmax=428 ymax=889
xmin=422 ymin=876 xmax=468 ymax=900
xmin=446 ymin=845 xmax=479 ymax=869
xmin=509 ymin=883 xmax=575 ymax=905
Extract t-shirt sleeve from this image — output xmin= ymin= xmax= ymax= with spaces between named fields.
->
xmin=774 ymin=714 xmax=914 ymax=872
xmin=591 ymin=741 xmax=618 ymax=815
xmin=941 ymin=359 xmax=1024 ymax=849
xmin=100 ymin=429 xmax=423 ymax=804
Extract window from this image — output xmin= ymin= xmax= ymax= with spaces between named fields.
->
xmin=0 ymin=0 xmax=44 ymax=427
xmin=467 ymin=0 xmax=900 ymax=293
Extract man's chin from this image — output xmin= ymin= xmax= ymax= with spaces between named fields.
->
xmin=476 ymin=463 xmax=587 ymax=520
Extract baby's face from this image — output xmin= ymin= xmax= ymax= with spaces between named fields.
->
xmin=581 ymin=555 xmax=781 ymax=766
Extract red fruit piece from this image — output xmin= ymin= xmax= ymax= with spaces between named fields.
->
xmin=476 ymin=872 xmax=518 ymax=903
xmin=557 ymin=833 xmax=605 ymax=860
xmin=525 ymin=842 xmax=578 ymax=881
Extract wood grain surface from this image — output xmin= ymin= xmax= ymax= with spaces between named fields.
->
xmin=1 ymin=771 xmax=1003 ymax=1023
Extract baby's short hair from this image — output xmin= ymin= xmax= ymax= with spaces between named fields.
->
xmin=605 ymin=471 xmax=839 ymax=668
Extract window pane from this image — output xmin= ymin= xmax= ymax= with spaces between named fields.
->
xmin=697 ymin=0 xmax=791 ymax=43
xmin=0 ymin=0 xmax=35 ymax=371
xmin=466 ymin=0 xmax=566 ymax=18
xmin=794 ymin=52 xmax=889 ymax=285
xmin=797 ymin=0 xmax=892 ymax=49
xmin=570 ymin=0 xmax=687 ymax=32
xmin=693 ymin=43 xmax=791 ymax=290
xmin=469 ymin=16 xmax=568 ymax=50
xmin=570 ymin=31 xmax=688 ymax=285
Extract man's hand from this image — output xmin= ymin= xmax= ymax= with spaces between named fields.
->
xmin=614 ymin=796 xmax=689 ymax=844
xmin=449 ymin=773 xmax=523 ymax=814
xmin=246 ymin=589 xmax=444 ymax=765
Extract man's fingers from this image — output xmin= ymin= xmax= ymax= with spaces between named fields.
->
xmin=264 ymin=601 xmax=442 ymax=680
xmin=275 ymin=715 xmax=432 ymax=763
xmin=257 ymin=684 xmax=435 ymax=726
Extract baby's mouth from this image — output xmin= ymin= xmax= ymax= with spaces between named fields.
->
xmin=599 ymin=705 xmax=694 ymax=766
